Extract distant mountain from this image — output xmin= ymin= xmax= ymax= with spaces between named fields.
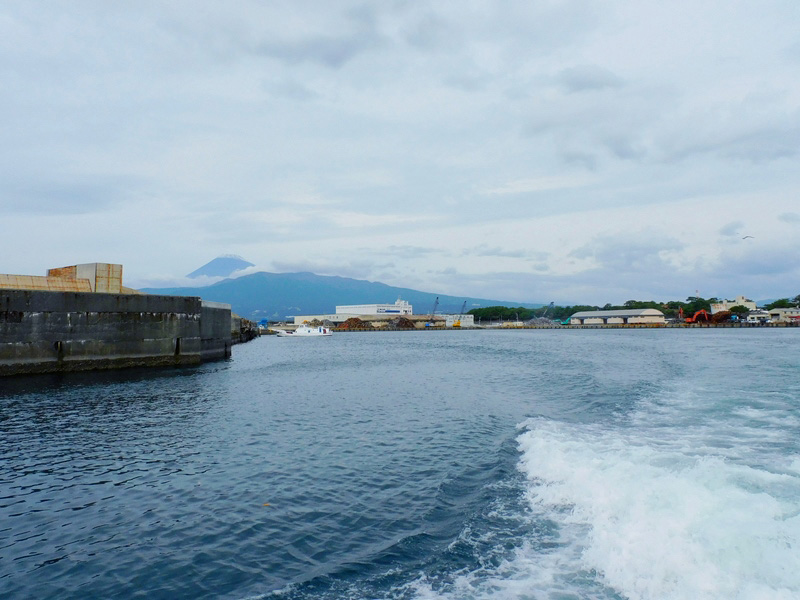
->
xmin=141 ymin=271 xmax=542 ymax=320
xmin=186 ymin=255 xmax=254 ymax=279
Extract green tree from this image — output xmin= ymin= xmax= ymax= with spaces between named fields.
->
xmin=765 ymin=298 xmax=792 ymax=310
xmin=729 ymin=305 xmax=749 ymax=315
xmin=683 ymin=296 xmax=714 ymax=314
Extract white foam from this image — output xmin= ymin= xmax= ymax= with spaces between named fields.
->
xmin=406 ymin=538 xmax=597 ymax=600
xmin=515 ymin=418 xmax=800 ymax=600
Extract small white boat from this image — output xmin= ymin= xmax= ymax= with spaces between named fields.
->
xmin=275 ymin=325 xmax=333 ymax=337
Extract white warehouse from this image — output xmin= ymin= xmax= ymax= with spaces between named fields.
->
xmin=335 ymin=298 xmax=412 ymax=316
xmin=569 ymin=308 xmax=666 ymax=326
xmin=710 ymin=295 xmax=757 ymax=314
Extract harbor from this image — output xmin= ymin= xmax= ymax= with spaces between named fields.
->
xmin=0 ymin=263 xmax=257 ymax=377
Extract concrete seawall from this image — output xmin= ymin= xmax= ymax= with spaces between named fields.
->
xmin=0 ymin=290 xmax=232 ymax=376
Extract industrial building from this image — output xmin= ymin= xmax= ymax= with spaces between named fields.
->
xmin=335 ymin=298 xmax=412 ymax=316
xmin=767 ymin=307 xmax=800 ymax=323
xmin=710 ymin=295 xmax=757 ymax=314
xmin=445 ymin=314 xmax=475 ymax=327
xmin=292 ymin=296 xmax=473 ymax=328
xmin=0 ymin=262 xmax=141 ymax=294
xmin=746 ymin=309 xmax=771 ymax=324
xmin=291 ymin=313 xmax=446 ymax=328
xmin=294 ymin=298 xmax=413 ymax=326
xmin=569 ymin=308 xmax=666 ymax=326
xmin=292 ymin=313 xmax=348 ymax=325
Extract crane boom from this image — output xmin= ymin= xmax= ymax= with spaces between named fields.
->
xmin=426 ymin=297 xmax=439 ymax=327
xmin=453 ymin=300 xmax=468 ymax=328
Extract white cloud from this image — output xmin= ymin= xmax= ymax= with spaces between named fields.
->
xmin=718 ymin=221 xmax=744 ymax=237
xmin=556 ymin=64 xmax=625 ymax=93
xmin=2 ymin=1 xmax=799 ymax=304
xmin=481 ymin=175 xmax=593 ymax=196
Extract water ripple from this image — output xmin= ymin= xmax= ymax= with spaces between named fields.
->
xmin=2 ymin=330 xmax=798 ymax=599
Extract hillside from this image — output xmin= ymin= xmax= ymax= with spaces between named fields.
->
xmin=141 ymin=271 xmax=542 ymax=320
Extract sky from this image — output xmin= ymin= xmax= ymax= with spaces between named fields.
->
xmin=2 ymin=1 xmax=799 ymax=305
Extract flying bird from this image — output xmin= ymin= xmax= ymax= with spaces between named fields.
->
xmin=742 ymin=235 xmax=754 ymax=239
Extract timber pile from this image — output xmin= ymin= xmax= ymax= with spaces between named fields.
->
xmin=711 ymin=310 xmax=733 ymax=324
xmin=528 ymin=317 xmax=556 ymax=326
xmin=337 ymin=317 xmax=373 ymax=330
xmin=389 ymin=317 xmax=416 ymax=329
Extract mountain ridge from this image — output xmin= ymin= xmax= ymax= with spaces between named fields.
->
xmin=141 ymin=271 xmax=542 ymax=320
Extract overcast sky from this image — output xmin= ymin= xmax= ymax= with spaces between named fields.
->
xmin=2 ymin=1 xmax=799 ymax=304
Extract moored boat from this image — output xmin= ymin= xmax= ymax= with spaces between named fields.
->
xmin=275 ymin=324 xmax=332 ymax=337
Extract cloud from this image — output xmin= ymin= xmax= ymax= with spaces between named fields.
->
xmin=681 ymin=125 xmax=800 ymax=163
xmin=481 ymin=175 xmax=592 ymax=195
xmin=556 ymin=65 xmax=624 ymax=93
xmin=252 ymin=6 xmax=382 ymax=68
xmin=2 ymin=3 xmax=799 ymax=307
xmin=715 ymin=248 xmax=800 ymax=278
xmin=570 ymin=232 xmax=686 ymax=273
xmin=402 ymin=12 xmax=450 ymax=50
xmin=3 ymin=176 xmax=138 ymax=215
xmin=462 ymin=245 xmax=541 ymax=259
xmin=134 ymin=274 xmax=226 ymax=290
xmin=255 ymin=34 xmax=378 ymax=68
xmin=778 ymin=212 xmax=800 ymax=223
xmin=718 ymin=221 xmax=744 ymax=237
xmin=325 ymin=211 xmax=432 ymax=229
xmin=658 ymin=98 xmax=800 ymax=164
xmin=364 ymin=245 xmax=444 ymax=258
xmin=263 ymin=78 xmax=319 ymax=101
xmin=270 ymin=258 xmax=394 ymax=280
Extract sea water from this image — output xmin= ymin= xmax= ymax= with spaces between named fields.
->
xmin=1 ymin=329 xmax=798 ymax=599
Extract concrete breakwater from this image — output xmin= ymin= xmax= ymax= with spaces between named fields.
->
xmin=0 ymin=290 xmax=235 ymax=377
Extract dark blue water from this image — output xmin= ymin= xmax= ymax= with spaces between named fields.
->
xmin=2 ymin=329 xmax=799 ymax=599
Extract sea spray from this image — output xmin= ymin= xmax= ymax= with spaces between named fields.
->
xmin=517 ymin=418 xmax=800 ymax=600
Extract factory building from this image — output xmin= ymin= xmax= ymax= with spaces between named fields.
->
xmin=768 ymin=307 xmax=800 ymax=323
xmin=0 ymin=263 xmax=141 ymax=294
xmin=746 ymin=309 xmax=771 ymax=323
xmin=569 ymin=308 xmax=666 ymax=326
xmin=292 ymin=314 xmax=348 ymax=325
xmin=444 ymin=314 xmax=475 ymax=327
xmin=335 ymin=298 xmax=412 ymax=316
xmin=291 ymin=299 xmax=412 ymax=326
xmin=710 ymin=295 xmax=757 ymax=314
xmin=293 ymin=297 xmax=474 ymax=328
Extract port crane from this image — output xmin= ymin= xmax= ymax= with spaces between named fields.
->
xmin=541 ymin=302 xmax=554 ymax=319
xmin=425 ymin=297 xmax=439 ymax=327
xmin=453 ymin=300 xmax=467 ymax=327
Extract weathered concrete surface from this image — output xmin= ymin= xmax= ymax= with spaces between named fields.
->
xmin=0 ymin=290 xmax=232 ymax=376
xmin=231 ymin=313 xmax=259 ymax=345
xmin=201 ymin=300 xmax=232 ymax=361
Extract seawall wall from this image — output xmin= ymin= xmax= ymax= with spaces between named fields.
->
xmin=0 ymin=290 xmax=232 ymax=376
xmin=201 ymin=300 xmax=233 ymax=361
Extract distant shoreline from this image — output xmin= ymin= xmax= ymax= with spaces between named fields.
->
xmin=324 ymin=322 xmax=799 ymax=332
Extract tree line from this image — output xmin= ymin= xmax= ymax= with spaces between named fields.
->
xmin=468 ymin=295 xmax=800 ymax=323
